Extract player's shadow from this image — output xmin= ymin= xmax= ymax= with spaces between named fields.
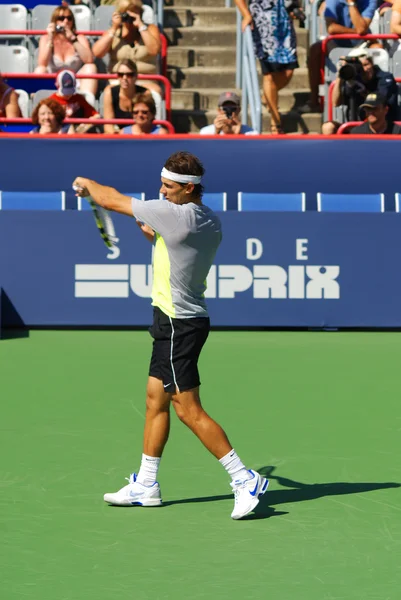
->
xmin=164 ymin=465 xmax=401 ymax=520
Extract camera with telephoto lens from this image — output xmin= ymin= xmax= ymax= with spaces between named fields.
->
xmin=223 ymin=106 xmax=236 ymax=119
xmin=120 ymin=12 xmax=134 ymax=24
xmin=338 ymin=56 xmax=364 ymax=81
xmin=55 ymin=25 xmax=64 ymax=33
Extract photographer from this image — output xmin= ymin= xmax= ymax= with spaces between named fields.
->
xmin=302 ymin=0 xmax=377 ymax=113
xmin=199 ymin=92 xmax=257 ymax=135
xmin=326 ymin=54 xmax=398 ymax=128
xmin=35 ymin=6 xmax=97 ymax=96
xmin=92 ymin=0 xmax=161 ymax=94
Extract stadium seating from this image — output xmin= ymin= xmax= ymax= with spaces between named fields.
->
xmin=317 ymin=193 xmax=385 ymax=213
xmin=31 ymin=88 xmax=97 ymax=110
xmin=238 ymin=192 xmax=306 ymax=212
xmin=30 ymin=4 xmax=54 ymax=30
xmin=0 ymin=191 xmax=66 ymax=209
xmin=0 ymin=4 xmax=28 ymax=40
xmin=202 ymin=193 xmax=227 ymax=211
xmin=15 ymin=88 xmax=29 ymax=116
xmin=71 ymin=5 xmax=91 ymax=31
xmin=0 ymin=44 xmax=30 ymax=71
xmin=394 ymin=194 xmax=401 ymax=212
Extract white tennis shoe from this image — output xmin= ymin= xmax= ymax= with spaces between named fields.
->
xmin=230 ymin=469 xmax=269 ymax=520
xmin=103 ymin=473 xmax=162 ymax=507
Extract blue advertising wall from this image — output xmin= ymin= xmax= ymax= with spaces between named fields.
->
xmin=1 ymin=137 xmax=401 ymax=328
xmin=1 ymin=211 xmax=401 ymax=328
xmin=1 ymin=137 xmax=401 ymax=210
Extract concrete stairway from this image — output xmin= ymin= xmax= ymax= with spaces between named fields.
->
xmin=163 ymin=0 xmax=321 ymax=134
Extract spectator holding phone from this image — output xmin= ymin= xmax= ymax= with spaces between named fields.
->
xmin=92 ymin=0 xmax=161 ymax=94
xmin=119 ymin=93 xmax=169 ymax=135
xmin=199 ymin=92 xmax=257 ymax=135
xmin=35 ymin=6 xmax=97 ymax=96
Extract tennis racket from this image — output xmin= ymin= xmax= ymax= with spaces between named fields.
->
xmin=73 ymin=185 xmax=119 ymax=251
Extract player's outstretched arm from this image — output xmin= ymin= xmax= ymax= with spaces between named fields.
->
xmin=73 ymin=177 xmax=133 ymax=216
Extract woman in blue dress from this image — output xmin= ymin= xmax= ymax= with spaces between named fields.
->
xmin=235 ymin=0 xmax=299 ymax=133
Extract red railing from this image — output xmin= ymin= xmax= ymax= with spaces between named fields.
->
xmin=336 ymin=120 xmax=401 ymax=134
xmin=1 ymin=72 xmax=172 ymax=121
xmin=0 ymin=30 xmax=168 ymax=78
xmin=0 ymin=116 xmax=175 ymax=133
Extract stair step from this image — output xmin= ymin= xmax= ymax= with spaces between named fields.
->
xmin=171 ymin=88 xmax=311 ymax=112
xmin=165 ymin=0 xmax=228 ymax=6
xmin=164 ymin=26 xmax=236 ymax=47
xmin=164 ymin=7 xmax=237 ymax=28
xmin=167 ymin=45 xmax=306 ymax=69
xmin=171 ymin=109 xmax=322 ymax=134
xmin=168 ymin=66 xmax=310 ymax=90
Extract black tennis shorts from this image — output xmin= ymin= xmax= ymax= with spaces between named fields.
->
xmin=149 ymin=306 xmax=210 ymax=393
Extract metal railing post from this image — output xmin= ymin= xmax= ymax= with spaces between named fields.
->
xmin=236 ymin=8 xmax=242 ymax=89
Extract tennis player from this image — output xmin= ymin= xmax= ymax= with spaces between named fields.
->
xmin=73 ymin=151 xmax=268 ymax=519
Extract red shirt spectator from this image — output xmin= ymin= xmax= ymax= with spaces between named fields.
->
xmin=50 ymin=69 xmax=100 ymax=133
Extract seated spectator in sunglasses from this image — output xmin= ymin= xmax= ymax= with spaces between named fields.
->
xmin=200 ymin=92 xmax=257 ymax=135
xmin=0 ymin=74 xmax=22 ymax=119
xmin=30 ymin=98 xmax=72 ymax=135
xmin=119 ymin=93 xmax=168 ymax=135
xmin=49 ymin=70 xmax=101 ymax=134
xmin=102 ymin=59 xmax=162 ymax=134
xmin=35 ymin=6 xmax=97 ymax=96
xmin=93 ymin=0 xmax=161 ymax=95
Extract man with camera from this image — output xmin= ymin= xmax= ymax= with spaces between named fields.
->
xmin=322 ymin=53 xmax=397 ymax=133
xmin=350 ymin=93 xmax=401 ymax=133
xmin=199 ymin=92 xmax=257 ymax=135
xmin=301 ymin=0 xmax=377 ymax=113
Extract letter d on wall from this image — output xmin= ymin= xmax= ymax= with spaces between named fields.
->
xmin=246 ymin=238 xmax=263 ymax=260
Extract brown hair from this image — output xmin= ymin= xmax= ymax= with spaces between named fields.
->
xmin=164 ymin=152 xmax=205 ymax=197
xmin=117 ymin=0 xmax=143 ymax=14
xmin=133 ymin=93 xmax=156 ymax=116
xmin=32 ymin=98 xmax=66 ymax=126
xmin=112 ymin=59 xmax=138 ymax=75
xmin=50 ymin=6 xmax=77 ymax=34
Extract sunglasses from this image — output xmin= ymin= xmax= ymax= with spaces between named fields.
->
xmin=57 ymin=15 xmax=73 ymax=21
xmin=133 ymin=109 xmax=150 ymax=115
xmin=116 ymin=72 xmax=136 ymax=78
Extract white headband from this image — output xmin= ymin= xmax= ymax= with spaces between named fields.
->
xmin=161 ymin=167 xmax=202 ymax=185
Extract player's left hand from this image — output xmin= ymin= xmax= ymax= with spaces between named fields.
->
xmin=73 ymin=177 xmax=90 ymax=196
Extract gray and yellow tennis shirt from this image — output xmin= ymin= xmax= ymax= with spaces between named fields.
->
xmin=131 ymin=198 xmax=222 ymax=318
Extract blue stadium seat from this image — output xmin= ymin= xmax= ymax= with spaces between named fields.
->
xmin=317 ymin=193 xmax=384 ymax=213
xmin=203 ymin=193 xmax=227 ymax=211
xmin=238 ymin=192 xmax=306 ymax=212
xmin=0 ymin=191 xmax=65 ymax=209
xmin=78 ymin=193 xmax=145 ymax=210
xmin=394 ymin=194 xmax=401 ymax=212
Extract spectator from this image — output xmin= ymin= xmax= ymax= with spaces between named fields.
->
xmin=102 ymin=59 xmax=162 ymax=134
xmin=322 ymin=54 xmax=397 ymax=133
xmin=120 ymin=93 xmax=168 ymax=135
xmin=235 ymin=0 xmax=299 ymax=134
xmin=0 ymin=75 xmax=22 ymax=118
xmin=49 ymin=70 xmax=101 ymax=134
xmin=35 ymin=6 xmax=97 ymax=96
xmin=301 ymin=0 xmax=377 ymax=113
xmin=199 ymin=92 xmax=257 ymax=135
xmin=92 ymin=0 xmax=161 ymax=94
xmin=350 ymin=93 xmax=401 ymax=133
xmin=30 ymin=98 xmax=72 ymax=135
xmin=391 ymin=0 xmax=401 ymax=32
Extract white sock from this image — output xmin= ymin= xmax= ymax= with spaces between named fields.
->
xmin=219 ymin=449 xmax=252 ymax=482
xmin=136 ymin=454 xmax=161 ymax=487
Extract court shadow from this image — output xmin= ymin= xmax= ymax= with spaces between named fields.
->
xmin=164 ymin=465 xmax=400 ymax=520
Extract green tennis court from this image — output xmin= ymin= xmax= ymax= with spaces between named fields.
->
xmin=1 ymin=330 xmax=400 ymax=599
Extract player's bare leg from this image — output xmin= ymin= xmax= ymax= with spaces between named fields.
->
xmin=171 ymin=387 xmax=232 ymax=458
